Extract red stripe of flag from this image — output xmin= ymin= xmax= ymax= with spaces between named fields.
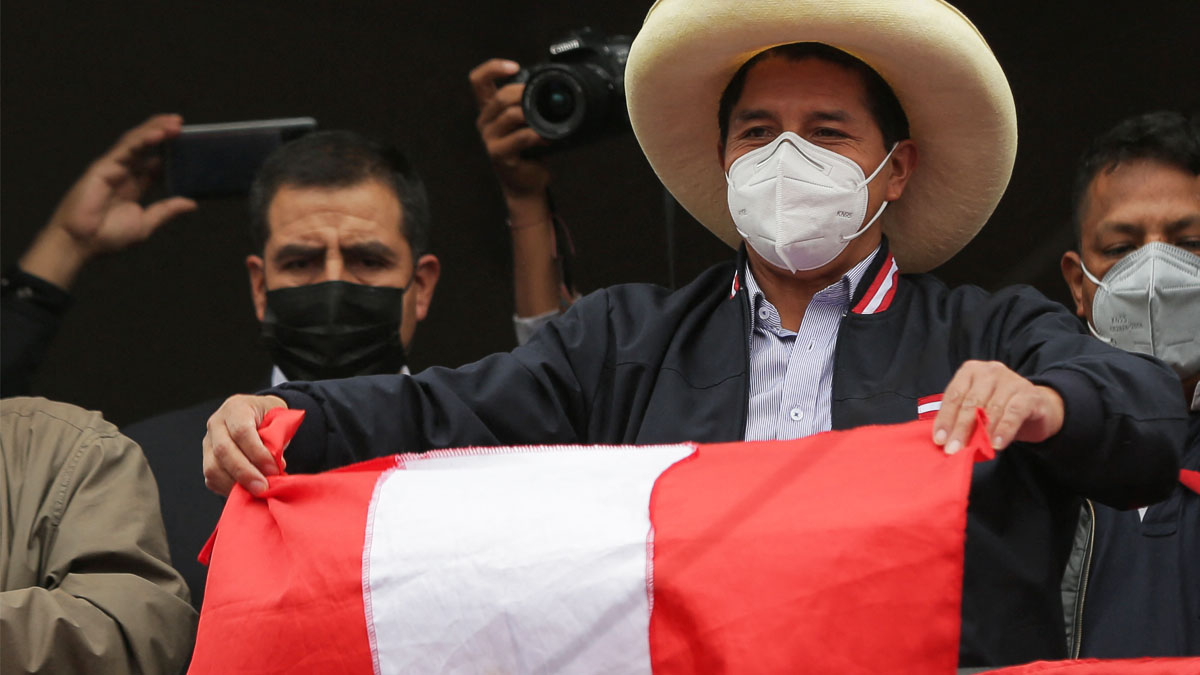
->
xmin=647 ymin=410 xmax=994 ymax=674
xmin=190 ymin=411 xmax=392 ymax=675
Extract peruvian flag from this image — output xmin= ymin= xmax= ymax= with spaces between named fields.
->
xmin=190 ymin=410 xmax=992 ymax=674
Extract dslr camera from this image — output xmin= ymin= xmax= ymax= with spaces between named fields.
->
xmin=506 ymin=27 xmax=632 ymax=151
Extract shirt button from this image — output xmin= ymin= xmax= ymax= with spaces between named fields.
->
xmin=806 ymin=341 xmax=815 ymax=352
xmin=789 ymin=407 xmax=804 ymax=421
xmin=758 ymin=307 xmax=771 ymax=320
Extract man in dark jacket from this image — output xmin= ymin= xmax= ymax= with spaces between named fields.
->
xmin=1059 ymin=111 xmax=1200 ymax=657
xmin=201 ymin=0 xmax=1187 ymax=667
xmin=0 ymin=115 xmax=198 ymax=399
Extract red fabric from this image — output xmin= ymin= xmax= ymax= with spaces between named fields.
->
xmin=647 ymin=412 xmax=993 ymax=675
xmin=1179 ymin=469 xmax=1200 ymax=496
xmin=188 ymin=409 xmax=395 ymax=674
xmin=197 ymin=408 xmax=306 ymax=566
xmin=988 ymin=657 xmax=1200 ymax=674
xmin=258 ymin=407 xmax=306 ymax=473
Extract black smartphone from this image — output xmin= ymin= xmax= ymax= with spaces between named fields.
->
xmin=163 ymin=117 xmax=317 ymax=198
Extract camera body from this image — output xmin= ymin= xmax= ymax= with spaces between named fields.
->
xmin=509 ymin=27 xmax=632 ymax=152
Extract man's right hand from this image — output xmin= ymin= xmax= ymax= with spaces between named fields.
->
xmin=202 ymin=394 xmax=288 ymax=496
xmin=19 ymin=114 xmax=198 ymax=290
xmin=469 ymin=59 xmax=552 ymax=203
xmin=470 ymin=59 xmax=564 ymax=320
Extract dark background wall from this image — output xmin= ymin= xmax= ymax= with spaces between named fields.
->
xmin=2 ymin=1 xmax=1197 ymax=426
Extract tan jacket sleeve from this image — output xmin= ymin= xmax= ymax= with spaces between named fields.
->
xmin=1 ymin=398 xmax=197 ymax=674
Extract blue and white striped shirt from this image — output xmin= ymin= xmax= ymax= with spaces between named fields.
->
xmin=743 ymin=247 xmax=880 ymax=441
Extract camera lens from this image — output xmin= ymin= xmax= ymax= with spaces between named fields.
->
xmin=514 ymin=29 xmax=632 ymax=152
xmin=523 ymin=68 xmax=591 ymax=140
xmin=536 ymin=80 xmax=576 ymax=124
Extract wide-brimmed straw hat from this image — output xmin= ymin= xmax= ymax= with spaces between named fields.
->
xmin=625 ymin=0 xmax=1017 ymax=273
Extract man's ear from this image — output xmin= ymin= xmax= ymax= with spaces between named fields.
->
xmin=246 ymin=254 xmax=267 ymax=322
xmin=410 ymin=253 xmax=441 ymax=323
xmin=883 ymin=140 xmax=918 ymax=202
xmin=1060 ymin=250 xmax=1088 ymax=318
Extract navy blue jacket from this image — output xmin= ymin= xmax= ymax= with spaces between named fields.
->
xmin=1076 ymin=412 xmax=1200 ymax=657
xmin=272 ymin=243 xmax=1186 ymax=667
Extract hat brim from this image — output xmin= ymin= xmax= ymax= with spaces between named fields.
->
xmin=626 ymin=0 xmax=1017 ymax=273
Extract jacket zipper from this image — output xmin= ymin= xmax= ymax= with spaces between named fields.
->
xmin=739 ymin=275 xmax=752 ymax=437
xmin=1072 ymin=498 xmax=1096 ymax=659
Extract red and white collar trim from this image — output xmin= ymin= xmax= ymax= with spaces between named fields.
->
xmin=729 ymin=250 xmax=899 ymax=312
xmin=851 ymin=253 xmax=900 ymax=315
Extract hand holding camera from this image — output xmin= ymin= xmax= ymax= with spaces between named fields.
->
xmin=470 ymin=58 xmax=552 ymax=204
xmin=470 ymin=28 xmax=631 ymax=218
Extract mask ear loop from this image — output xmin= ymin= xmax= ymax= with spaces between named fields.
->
xmin=1078 ymin=258 xmax=1106 ymax=289
xmin=841 ymin=202 xmax=889 ymax=242
xmin=841 ymin=143 xmax=899 ymax=243
xmin=1077 ymin=258 xmax=1115 ymax=344
xmin=1146 ymin=254 xmax=1157 ymax=353
xmin=398 ymin=250 xmax=426 ymax=295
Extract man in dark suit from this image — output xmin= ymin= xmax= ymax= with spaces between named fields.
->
xmin=125 ymin=130 xmax=441 ymax=609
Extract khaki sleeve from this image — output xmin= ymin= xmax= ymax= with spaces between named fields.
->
xmin=0 ymin=424 xmax=197 ymax=674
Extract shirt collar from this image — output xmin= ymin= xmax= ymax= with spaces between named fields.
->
xmin=744 ymin=244 xmax=882 ymax=333
xmin=271 ymin=363 xmax=411 ymax=386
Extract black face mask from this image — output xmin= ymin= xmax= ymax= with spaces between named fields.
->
xmin=260 ymin=280 xmax=407 ymax=382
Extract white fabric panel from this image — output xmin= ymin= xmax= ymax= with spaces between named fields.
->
xmin=365 ymin=444 xmax=696 ymax=675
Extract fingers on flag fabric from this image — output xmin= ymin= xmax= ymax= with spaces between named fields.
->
xmin=190 ymin=410 xmax=994 ymax=674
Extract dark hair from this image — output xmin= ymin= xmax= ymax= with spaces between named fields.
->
xmin=1071 ymin=110 xmax=1200 ymax=243
xmin=718 ymin=42 xmax=910 ymax=149
xmin=248 ymin=130 xmax=432 ymax=256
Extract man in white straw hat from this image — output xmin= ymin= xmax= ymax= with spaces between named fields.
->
xmin=200 ymin=0 xmax=1187 ymax=667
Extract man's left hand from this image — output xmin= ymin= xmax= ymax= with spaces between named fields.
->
xmin=933 ymin=360 xmax=1064 ymax=454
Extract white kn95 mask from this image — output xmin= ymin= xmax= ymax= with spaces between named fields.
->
xmin=726 ymin=131 xmax=896 ymax=273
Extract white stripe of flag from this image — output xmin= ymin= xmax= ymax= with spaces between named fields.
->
xmin=364 ymin=444 xmax=696 ymax=674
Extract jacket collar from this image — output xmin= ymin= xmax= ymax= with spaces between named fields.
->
xmin=848 ymin=237 xmax=900 ymax=315
xmin=729 ymin=238 xmax=901 ymax=315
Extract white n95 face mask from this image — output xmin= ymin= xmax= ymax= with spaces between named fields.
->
xmin=726 ymin=131 xmax=896 ymax=273
xmin=1081 ymin=241 xmax=1200 ymax=379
